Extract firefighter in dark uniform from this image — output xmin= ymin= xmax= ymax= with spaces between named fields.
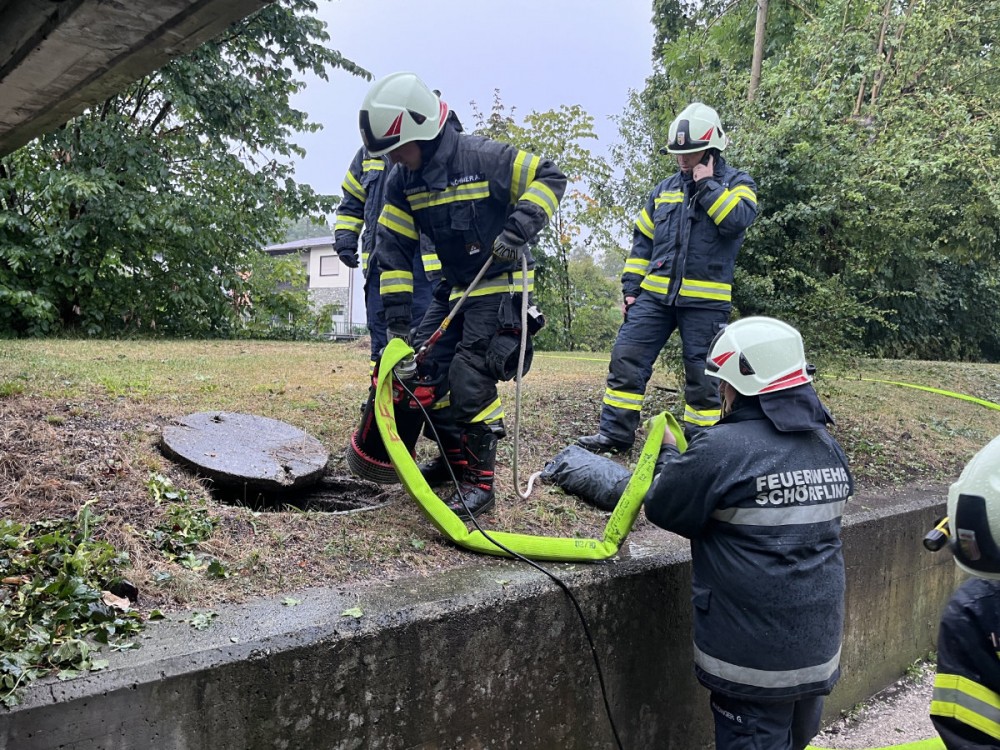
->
xmin=358 ymin=71 xmax=566 ymax=520
xmin=644 ymin=316 xmax=853 ymax=750
xmin=333 ymin=146 xmax=439 ymax=374
xmin=578 ymin=102 xmax=758 ymax=454
xmin=929 ymin=435 xmax=1000 ymax=748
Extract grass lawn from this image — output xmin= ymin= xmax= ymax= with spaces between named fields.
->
xmin=2 ymin=337 xmax=1000 ymax=615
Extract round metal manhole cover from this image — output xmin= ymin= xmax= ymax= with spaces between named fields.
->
xmin=161 ymin=412 xmax=329 ymax=492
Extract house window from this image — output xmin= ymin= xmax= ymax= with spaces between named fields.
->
xmin=319 ymin=255 xmax=340 ymax=276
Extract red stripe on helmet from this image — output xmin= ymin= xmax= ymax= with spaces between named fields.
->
xmin=698 ymin=126 xmax=714 ymax=142
xmin=711 ymin=350 xmax=735 ymax=368
xmin=438 ymin=100 xmax=449 ymax=128
xmin=760 ymin=369 xmax=809 ymax=393
xmin=383 ymin=112 xmax=403 ymax=137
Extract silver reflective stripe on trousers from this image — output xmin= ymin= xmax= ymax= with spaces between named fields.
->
xmin=711 ymin=500 xmax=846 ymax=526
xmin=694 ymin=643 xmax=841 ymax=689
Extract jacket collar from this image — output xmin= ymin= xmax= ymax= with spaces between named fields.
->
xmin=417 ymin=121 xmax=460 ymax=191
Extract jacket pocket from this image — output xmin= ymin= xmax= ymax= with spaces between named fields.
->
xmin=692 ymin=583 xmax=711 ymax=613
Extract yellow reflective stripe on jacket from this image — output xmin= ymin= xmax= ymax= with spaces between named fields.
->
xmin=523 ymin=181 xmax=559 ymax=218
xmin=708 ymin=185 xmax=757 ymax=224
xmin=470 ymin=398 xmax=504 ymax=424
xmin=361 ymin=158 xmax=385 ymax=173
xmin=449 ymin=270 xmax=534 ymax=300
xmin=654 ymin=190 xmax=684 ymax=206
xmin=931 ymin=673 xmax=1000 ymax=740
xmin=379 ymin=269 xmax=414 ymax=295
xmin=378 ymin=204 xmax=418 ymax=240
xmin=511 ymin=150 xmax=541 ymax=204
xmin=679 ymin=278 xmax=732 ymax=302
xmin=361 ymin=251 xmax=370 ymax=266
xmin=432 ymin=391 xmax=451 ymax=410
xmin=624 ymin=257 xmax=650 ymax=278
xmin=406 ymin=181 xmax=490 ymax=211
xmin=639 ymin=273 xmax=671 ymax=294
xmin=334 ymin=214 xmax=363 ymax=233
xmin=422 ymin=251 xmax=442 ymax=273
xmin=604 ymin=388 xmax=643 ymax=412
xmin=342 ymin=171 xmax=366 ymax=202
xmin=635 ymin=208 xmax=654 ymax=239
xmin=684 ymin=404 xmax=721 ymax=427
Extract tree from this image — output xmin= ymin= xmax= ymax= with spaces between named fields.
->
xmin=0 ymin=0 xmax=366 ymax=337
xmin=469 ymin=95 xmax=622 ymax=350
xmin=634 ymin=0 xmax=1000 ymax=360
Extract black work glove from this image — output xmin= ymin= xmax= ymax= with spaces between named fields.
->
xmin=337 ymin=248 xmax=359 ymax=269
xmin=334 ymin=235 xmax=360 ymax=268
xmin=492 ymin=229 xmax=526 ymax=263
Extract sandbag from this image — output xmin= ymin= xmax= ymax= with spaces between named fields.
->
xmin=540 ymin=444 xmax=633 ymax=511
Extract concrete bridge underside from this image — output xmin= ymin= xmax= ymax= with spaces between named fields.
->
xmin=0 ymin=0 xmax=272 ymax=157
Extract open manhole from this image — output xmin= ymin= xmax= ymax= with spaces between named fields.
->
xmin=209 ymin=473 xmax=397 ymax=514
xmin=161 ymin=412 xmax=398 ymax=513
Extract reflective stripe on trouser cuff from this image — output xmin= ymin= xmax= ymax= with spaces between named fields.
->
xmin=931 ymin=674 xmax=1000 ymax=739
xmin=604 ymin=388 xmax=643 ymax=411
xmin=433 ymin=391 xmax=451 ymax=410
xmin=712 ymin=500 xmax=847 ymax=526
xmin=470 ymin=398 xmax=504 ymax=424
xmin=694 ymin=643 xmax=841 ymax=689
xmin=449 ymin=271 xmax=534 ymax=301
xmin=684 ymin=405 xmax=720 ymax=426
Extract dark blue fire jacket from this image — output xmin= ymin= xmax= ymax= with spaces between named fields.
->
xmin=644 ymin=398 xmax=853 ymax=701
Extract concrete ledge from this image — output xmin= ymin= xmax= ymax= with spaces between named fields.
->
xmin=0 ymin=486 xmax=961 ymax=749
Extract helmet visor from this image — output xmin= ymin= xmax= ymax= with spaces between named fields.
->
xmin=952 ymin=494 xmax=1000 ymax=575
xmin=359 ymin=110 xmax=401 ymax=155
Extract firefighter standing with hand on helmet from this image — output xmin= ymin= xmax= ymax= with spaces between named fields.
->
xmin=928 ymin=437 xmax=1000 ymax=748
xmin=334 ymin=146 xmax=440 ymax=375
xmin=644 ymin=316 xmax=853 ymax=750
xmin=359 ymin=71 xmax=566 ymax=520
xmin=578 ymin=102 xmax=758 ymax=454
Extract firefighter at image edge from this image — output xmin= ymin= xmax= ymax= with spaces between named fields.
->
xmin=358 ymin=71 xmax=566 ymax=520
xmin=928 ymin=433 xmax=1000 ymax=749
xmin=643 ymin=316 xmax=854 ymax=750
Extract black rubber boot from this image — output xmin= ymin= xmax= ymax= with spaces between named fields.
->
xmin=446 ymin=422 xmax=504 ymax=521
xmin=576 ymin=432 xmax=632 ymax=455
xmin=419 ymin=447 xmax=466 ymax=485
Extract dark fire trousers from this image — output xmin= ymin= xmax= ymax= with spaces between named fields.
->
xmin=598 ymin=292 xmax=727 ymax=446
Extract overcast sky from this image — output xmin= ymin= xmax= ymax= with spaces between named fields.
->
xmin=287 ymin=0 xmax=656 ymax=200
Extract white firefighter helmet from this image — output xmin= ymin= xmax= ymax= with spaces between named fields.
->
xmin=947 ymin=435 xmax=1000 ymax=579
xmin=359 ymin=72 xmax=448 ymax=157
xmin=665 ymin=102 xmax=729 ymax=154
xmin=706 ymin=316 xmax=812 ymax=396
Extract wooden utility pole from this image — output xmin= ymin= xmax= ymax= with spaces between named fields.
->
xmin=748 ymin=0 xmax=769 ymax=101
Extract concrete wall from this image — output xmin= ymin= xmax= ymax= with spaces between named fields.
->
xmin=0 ymin=489 xmax=961 ymax=750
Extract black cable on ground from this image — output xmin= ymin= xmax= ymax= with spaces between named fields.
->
xmin=397 ymin=377 xmax=625 ymax=750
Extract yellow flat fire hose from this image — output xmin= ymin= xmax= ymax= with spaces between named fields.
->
xmin=374 ymin=338 xmax=686 ymax=562
xmin=807 ymin=739 xmax=944 ymax=750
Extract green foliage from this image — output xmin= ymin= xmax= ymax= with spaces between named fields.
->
xmin=635 ymin=0 xmax=1000 ymax=360
xmin=144 ymin=475 xmax=219 ymax=571
xmin=470 ymin=94 xmax=622 ymax=350
xmin=0 ymin=502 xmax=144 ymax=707
xmin=0 ymin=0 xmax=366 ymax=338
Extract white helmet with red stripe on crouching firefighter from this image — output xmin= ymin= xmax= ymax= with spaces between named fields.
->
xmin=664 ymin=102 xmax=730 ymax=154
xmin=359 ymin=72 xmax=448 ymax=157
xmin=706 ymin=316 xmax=833 ymax=432
xmin=946 ymin=435 xmax=1000 ymax=579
